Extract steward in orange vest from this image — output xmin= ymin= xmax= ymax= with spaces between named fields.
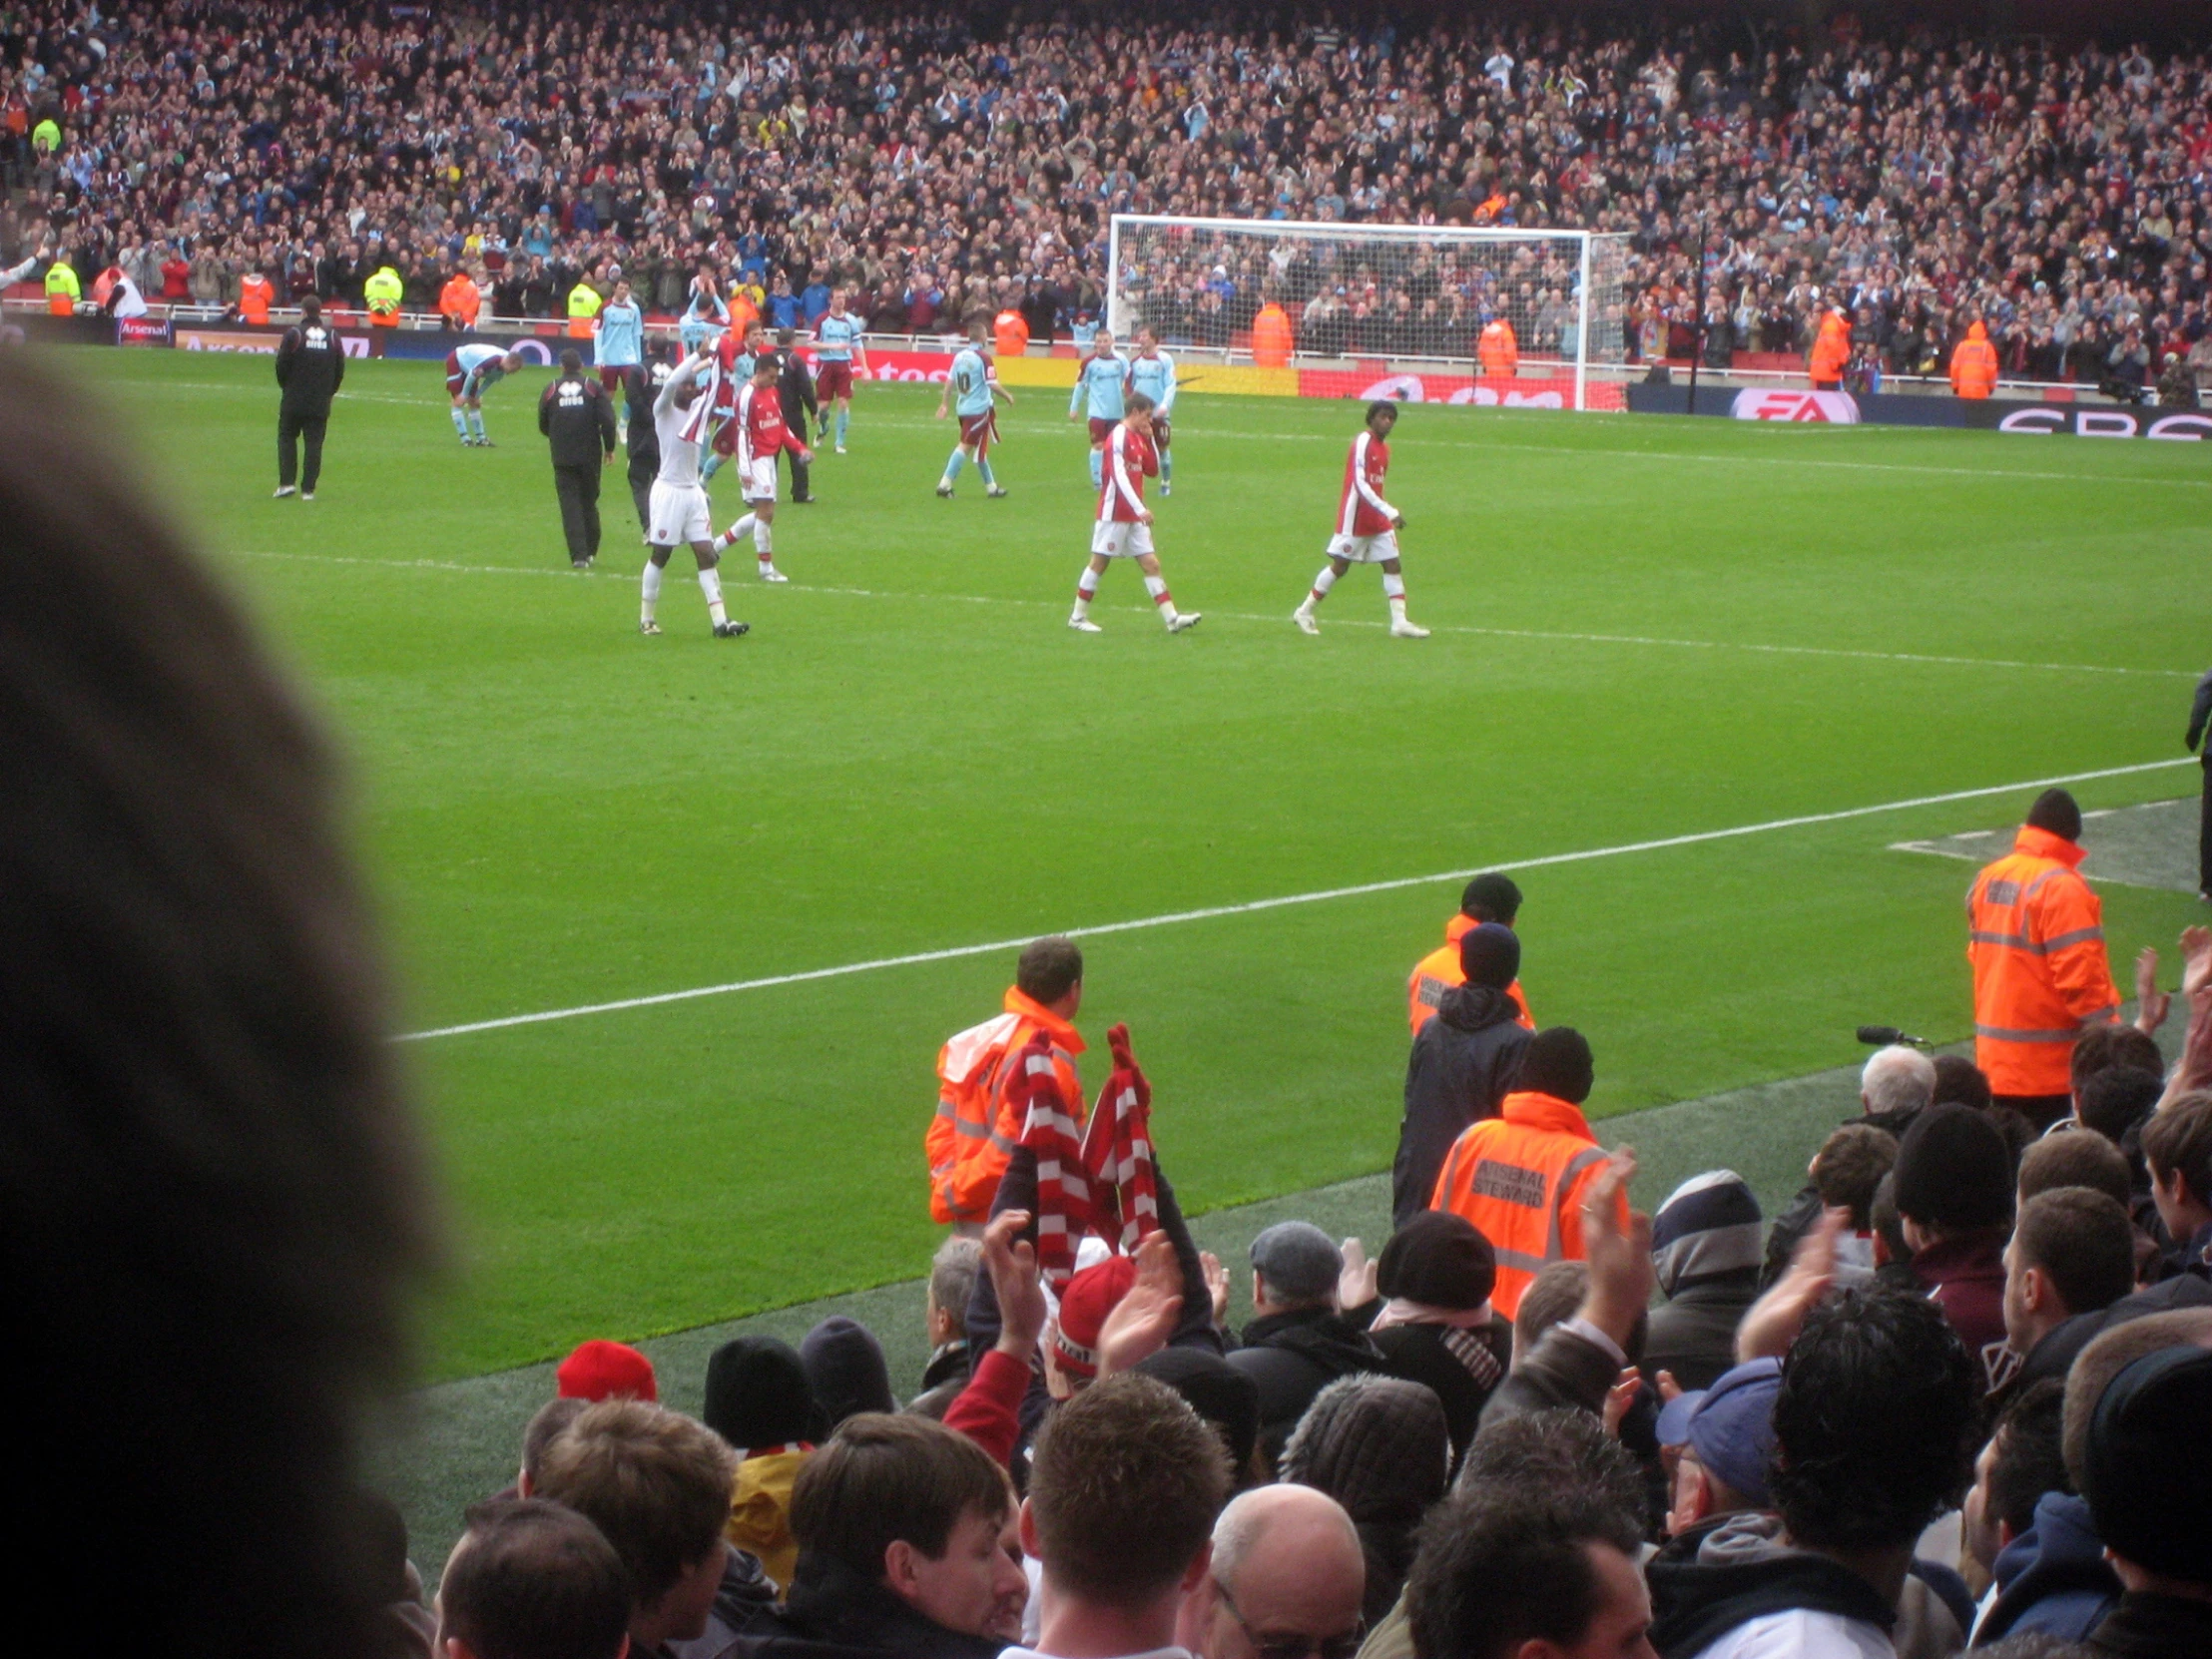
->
xmin=440 ymin=270 xmax=481 ymax=331
xmin=237 ymin=271 xmax=274 ymax=325
xmin=1429 ymin=1028 xmax=1621 ymax=1320
xmin=1966 ymin=789 xmax=2121 ymax=1127
xmin=1808 ymin=308 xmax=1851 ymax=388
xmin=1477 ymin=316 xmax=1519 ymax=379
xmin=927 ymin=936 xmax=1086 ymax=1228
xmin=1949 ymin=319 xmax=1998 ymax=399
xmin=1409 ymin=872 xmax=1532 ymax=1035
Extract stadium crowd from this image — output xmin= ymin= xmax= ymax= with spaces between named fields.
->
xmin=3 ymin=3 xmax=2211 ymax=384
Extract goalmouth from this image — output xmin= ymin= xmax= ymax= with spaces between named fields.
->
xmin=1106 ymin=214 xmax=1631 ymax=411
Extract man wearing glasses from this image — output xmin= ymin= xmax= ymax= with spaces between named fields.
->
xmin=1180 ymin=1486 xmax=1368 ymax=1659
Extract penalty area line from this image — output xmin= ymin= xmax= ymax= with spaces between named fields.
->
xmin=398 ymin=756 xmax=2197 ymax=1043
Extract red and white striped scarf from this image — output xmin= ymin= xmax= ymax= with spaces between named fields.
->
xmin=1013 ymin=1022 xmax=1159 ymax=1287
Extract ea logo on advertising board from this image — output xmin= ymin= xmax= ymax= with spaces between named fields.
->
xmin=1730 ymin=388 xmax=1861 ymax=423
xmin=1995 ymin=407 xmax=2212 ymax=440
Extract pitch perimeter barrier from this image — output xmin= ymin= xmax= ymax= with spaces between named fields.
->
xmin=1628 ymin=381 xmax=2210 ymax=439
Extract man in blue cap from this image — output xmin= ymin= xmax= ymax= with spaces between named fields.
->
xmin=1650 ymin=1359 xmax=1782 ymax=1551
xmin=1392 ymin=922 xmax=1533 ymax=1228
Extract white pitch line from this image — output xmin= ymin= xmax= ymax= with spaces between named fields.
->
xmin=399 ymin=756 xmax=2197 ymax=1042
xmin=228 ymin=551 xmax=2198 ymax=680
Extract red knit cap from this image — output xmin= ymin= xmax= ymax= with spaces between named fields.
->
xmin=1051 ymin=1257 xmax=1137 ymax=1380
xmin=556 ymin=1340 xmax=659 ymax=1402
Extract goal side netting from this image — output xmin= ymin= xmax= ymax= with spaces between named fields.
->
xmin=1106 ymin=216 xmax=1630 ymax=410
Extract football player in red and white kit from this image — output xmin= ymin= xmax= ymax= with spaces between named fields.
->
xmin=1293 ymin=400 xmax=1428 ymax=638
xmin=1070 ymin=392 xmax=1200 ymax=635
xmin=712 ymin=354 xmax=813 ymax=582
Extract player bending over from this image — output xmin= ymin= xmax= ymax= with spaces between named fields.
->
xmin=934 ymin=321 xmax=1014 ymax=498
xmin=1067 ymin=326 xmax=1128 ymax=489
xmin=699 ymin=320 xmax=767 ymax=484
xmin=641 ymin=350 xmax=749 ymax=639
xmin=711 ymin=355 xmax=812 ymax=583
xmin=1127 ymin=326 xmax=1178 ymax=495
xmin=813 ymin=287 xmax=866 ymax=452
xmin=1071 ymin=392 xmax=1199 ymax=636
xmin=1294 ymin=400 xmax=1428 ymax=639
xmin=445 ymin=343 xmax=525 ymax=446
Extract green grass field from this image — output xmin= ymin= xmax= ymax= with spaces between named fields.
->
xmin=82 ymin=347 xmax=2209 ymax=1382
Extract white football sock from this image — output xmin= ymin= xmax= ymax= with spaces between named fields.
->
xmin=1300 ymin=566 xmax=1338 ymax=613
xmin=1382 ymin=571 xmax=1407 ymax=622
xmin=1072 ymin=568 xmax=1099 ymax=620
xmin=640 ymin=561 xmax=663 ymax=624
xmin=700 ymin=566 xmax=727 ymax=626
xmin=717 ymin=513 xmax=757 ymax=550
xmin=1144 ymin=574 xmax=1177 ymax=628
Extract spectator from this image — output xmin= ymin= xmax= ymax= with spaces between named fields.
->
xmin=1363 ymin=1211 xmax=1511 ymax=1458
xmin=1894 ymin=1103 xmax=2017 ymax=1389
xmin=558 ymin=1341 xmax=659 ymax=1404
xmin=1642 ymin=1171 xmax=1764 ymax=1392
xmin=1864 ymin=1044 xmax=1939 ymax=1133
xmin=1647 ymin=1289 xmax=1979 ymax=1659
xmin=510 ymin=1397 xmax=590 ymax=1499
xmin=2073 ymin=1068 xmax=2163 ymax=1158
xmin=2064 ymin=1322 xmax=2212 ymax=1657
xmin=1178 ymin=1484 xmax=1368 ymax=1659
xmin=2017 ymin=1135 xmax=2134 ymax=1212
xmin=1018 ymin=1373 xmax=1232 ymax=1659
xmin=1761 ymin=1117 xmax=1899 ymax=1292
xmin=1648 ymin=1359 xmax=1779 ymax=1547
xmin=1230 ymin=1222 xmax=1383 ymax=1467
xmin=1402 ymin=1479 xmax=1653 ymax=1659
xmin=1430 ymin=1027 xmax=1619 ymax=1320
xmin=1999 ymin=1189 xmax=2137 ymax=1398
xmin=911 ymin=1237 xmax=983 ymax=1420
xmin=1933 ymin=1055 xmax=1995 ymax=1116
xmin=739 ymin=1412 xmax=1022 ymax=1658
xmin=1967 ymin=791 xmax=2122 ymax=1132
xmin=1133 ymin=1348 xmax=1264 ymax=1489
xmin=0 ymin=343 xmax=436 ymax=1659
xmin=1278 ymin=1375 xmax=1449 ymax=1627
xmin=804 ymin=1315 xmax=898 ymax=1427
xmin=1964 ymin=1382 xmax=2118 ymax=1646
xmin=702 ymin=1335 xmax=823 ymax=1592
xmin=1397 ymin=924 xmax=1539 ymax=1238
xmin=438 ymin=1499 xmax=632 ymax=1659
xmin=534 ymin=1399 xmax=774 ymax=1658
xmin=1393 ymin=921 xmax=1534 ymax=1227
xmin=2142 ymin=1092 xmax=2212 ymax=1281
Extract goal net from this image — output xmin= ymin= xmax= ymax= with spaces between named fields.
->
xmin=1107 ymin=216 xmax=1630 ymax=409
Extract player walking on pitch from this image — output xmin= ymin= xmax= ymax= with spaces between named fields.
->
xmin=712 ymin=355 xmax=813 ymax=582
xmin=1067 ymin=327 xmax=1128 ymax=489
xmin=814 ymin=287 xmax=866 ymax=452
xmin=1294 ymin=401 xmax=1428 ymax=638
xmin=641 ymin=350 xmax=749 ymax=639
xmin=1126 ymin=326 xmax=1178 ymax=494
xmin=1070 ymin=393 xmax=1199 ymax=636
xmin=445 ymin=342 xmax=525 ymax=446
xmin=935 ymin=322 xmax=1014 ymax=498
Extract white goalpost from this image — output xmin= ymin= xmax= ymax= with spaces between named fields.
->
xmin=1106 ymin=215 xmax=1631 ymax=410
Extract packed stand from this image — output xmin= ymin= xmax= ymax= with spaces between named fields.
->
xmin=1 ymin=5 xmax=2208 ymax=389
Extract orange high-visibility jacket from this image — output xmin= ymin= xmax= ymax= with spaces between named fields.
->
xmin=1429 ymin=1090 xmax=1620 ymax=1320
xmin=1967 ymin=826 xmax=2120 ymax=1096
xmin=1478 ymin=317 xmax=1519 ymax=377
xmin=1950 ymin=322 xmax=1998 ymax=398
xmin=1808 ymin=313 xmax=1851 ymax=382
xmin=1408 ymin=912 xmax=1533 ymax=1035
xmin=237 ymin=273 xmax=274 ymax=324
xmin=993 ymin=308 xmax=1029 ymax=359
xmin=927 ymin=988 xmax=1085 ymax=1226
xmin=1251 ymin=303 xmax=1294 ymax=367
xmin=440 ymin=274 xmax=481 ymax=329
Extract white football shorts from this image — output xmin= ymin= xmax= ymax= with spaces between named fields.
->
xmin=649 ymin=481 xmax=712 ymax=546
xmin=744 ymin=457 xmax=779 ymax=501
xmin=1090 ymin=519 xmax=1156 ymax=558
xmin=1328 ymin=531 xmax=1400 ymax=564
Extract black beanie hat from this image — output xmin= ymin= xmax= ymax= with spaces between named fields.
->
xmin=2025 ymin=788 xmax=2083 ymax=842
xmin=1457 ymin=921 xmax=1522 ymax=990
xmin=1135 ymin=1347 xmax=1261 ymax=1473
xmin=703 ymin=1336 xmax=822 ymax=1450
xmin=1516 ymin=1027 xmax=1594 ymax=1104
xmin=1893 ymin=1103 xmax=2014 ymax=1232
xmin=2082 ymin=1345 xmax=2212 ymax=1582
xmin=1378 ymin=1211 xmax=1498 ymax=1310
xmin=801 ymin=1315 xmax=897 ymax=1429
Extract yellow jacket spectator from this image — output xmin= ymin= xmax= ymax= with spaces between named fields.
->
xmin=362 ymin=266 xmax=403 ymax=325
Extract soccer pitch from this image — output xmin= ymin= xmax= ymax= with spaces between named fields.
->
xmin=83 ymin=348 xmax=2208 ymax=1382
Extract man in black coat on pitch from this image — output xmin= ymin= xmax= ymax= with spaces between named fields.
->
xmin=774 ymin=328 xmax=819 ymax=503
xmin=274 ymin=293 xmax=344 ymax=500
xmin=539 ymin=346 xmax=617 ymax=568
xmin=1392 ymin=922 xmax=1533 ymax=1227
